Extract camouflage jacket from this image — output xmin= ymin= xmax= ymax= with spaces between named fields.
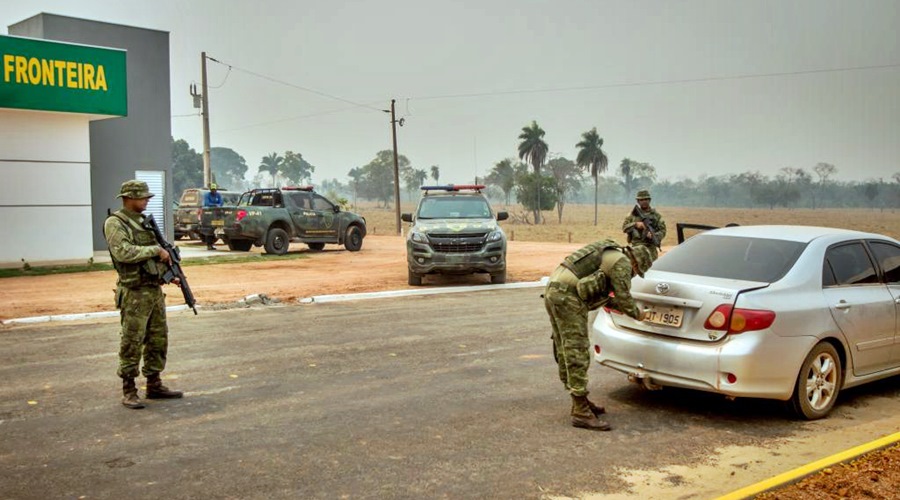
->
xmin=622 ymin=207 xmax=666 ymax=247
xmin=104 ymin=209 xmax=162 ymax=288
xmin=552 ymin=247 xmax=641 ymax=319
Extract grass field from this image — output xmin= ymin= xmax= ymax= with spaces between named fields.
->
xmin=354 ymin=202 xmax=900 ymax=246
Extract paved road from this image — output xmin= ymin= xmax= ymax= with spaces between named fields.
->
xmin=1 ymin=288 xmax=898 ymax=499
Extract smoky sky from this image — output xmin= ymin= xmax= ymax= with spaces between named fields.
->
xmin=5 ymin=0 xmax=899 ymax=183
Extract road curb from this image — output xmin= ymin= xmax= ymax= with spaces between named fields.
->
xmin=716 ymin=430 xmax=900 ymax=499
xmin=299 ymin=277 xmax=549 ymax=304
xmin=2 ymin=279 xmax=551 ymax=324
xmin=1 ymin=304 xmax=195 ymax=326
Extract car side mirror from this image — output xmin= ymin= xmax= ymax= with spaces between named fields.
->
xmin=496 ymin=211 xmax=509 ymax=221
xmin=401 ymin=213 xmax=413 ymax=223
xmin=333 ymin=205 xmax=340 ymax=213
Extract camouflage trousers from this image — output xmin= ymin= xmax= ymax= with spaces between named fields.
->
xmin=544 ymin=282 xmax=590 ymax=397
xmin=116 ymin=285 xmax=169 ymax=379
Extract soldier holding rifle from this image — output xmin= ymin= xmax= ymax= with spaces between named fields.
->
xmin=104 ymin=180 xmax=186 ymax=409
xmin=622 ymin=189 xmax=666 ymax=261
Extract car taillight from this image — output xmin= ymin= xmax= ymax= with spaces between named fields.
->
xmin=602 ymin=306 xmax=623 ymax=315
xmin=236 ymin=209 xmax=248 ymax=222
xmin=704 ymin=304 xmax=775 ymax=334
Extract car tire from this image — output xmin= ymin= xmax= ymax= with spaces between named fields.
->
xmin=227 ymin=239 xmax=253 ymax=252
xmin=408 ymin=269 xmax=422 ymax=286
xmin=344 ymin=225 xmax=363 ymax=252
xmin=787 ymin=342 xmax=842 ymax=420
xmin=307 ymin=242 xmax=326 ymax=251
xmin=264 ymin=228 xmax=289 ymax=255
xmin=490 ymin=270 xmax=507 ymax=284
xmin=174 ymin=232 xmax=185 ymax=240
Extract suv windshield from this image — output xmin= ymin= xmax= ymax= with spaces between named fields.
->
xmin=652 ymin=234 xmax=807 ymax=282
xmin=417 ymin=196 xmax=492 ymax=219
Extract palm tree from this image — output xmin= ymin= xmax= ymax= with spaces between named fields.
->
xmin=517 ymin=121 xmax=548 ymax=224
xmin=575 ymin=128 xmax=609 ymax=226
xmin=259 ymin=152 xmax=284 ymax=187
xmin=430 ymin=165 xmax=440 ymax=184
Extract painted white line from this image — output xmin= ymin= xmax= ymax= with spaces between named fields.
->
xmin=2 ymin=304 xmax=193 ymax=326
xmin=299 ymin=277 xmax=549 ymax=304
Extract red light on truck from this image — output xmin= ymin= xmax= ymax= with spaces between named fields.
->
xmin=236 ymin=209 xmax=248 ymax=222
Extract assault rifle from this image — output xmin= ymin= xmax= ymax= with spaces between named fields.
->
xmin=143 ymin=214 xmax=198 ymax=314
xmin=629 ymin=205 xmax=661 ymax=248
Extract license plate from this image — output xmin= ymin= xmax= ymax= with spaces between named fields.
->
xmin=212 ymin=219 xmax=225 ymax=227
xmin=644 ymin=305 xmax=684 ymax=328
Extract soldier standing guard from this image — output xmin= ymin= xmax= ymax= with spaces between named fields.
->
xmin=544 ymin=241 xmax=652 ymax=430
xmin=104 ymin=180 xmax=184 ymax=409
xmin=622 ymin=189 xmax=666 ymax=261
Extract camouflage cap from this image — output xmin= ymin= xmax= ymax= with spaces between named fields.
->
xmin=116 ymin=180 xmax=155 ymax=199
xmin=628 ymin=245 xmax=653 ymax=276
xmin=635 ymin=189 xmax=651 ymax=199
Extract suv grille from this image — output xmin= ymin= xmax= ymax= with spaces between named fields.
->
xmin=428 ymin=232 xmax=487 ymax=253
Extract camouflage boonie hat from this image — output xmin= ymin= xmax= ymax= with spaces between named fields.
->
xmin=116 ymin=180 xmax=155 ymax=199
xmin=627 ymin=245 xmax=653 ymax=277
xmin=635 ymin=189 xmax=651 ymax=199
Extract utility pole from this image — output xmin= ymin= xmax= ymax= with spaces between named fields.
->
xmin=389 ymin=99 xmax=402 ymax=235
xmin=200 ymin=52 xmax=211 ymax=187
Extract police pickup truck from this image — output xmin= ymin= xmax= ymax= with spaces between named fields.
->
xmin=201 ymin=186 xmax=367 ymax=255
xmin=401 ymin=184 xmax=508 ymax=285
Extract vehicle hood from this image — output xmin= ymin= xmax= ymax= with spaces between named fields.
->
xmin=412 ymin=218 xmax=500 ymax=234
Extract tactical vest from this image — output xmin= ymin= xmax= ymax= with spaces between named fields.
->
xmin=105 ymin=211 xmax=161 ymax=288
xmin=561 ymin=239 xmax=623 ymax=279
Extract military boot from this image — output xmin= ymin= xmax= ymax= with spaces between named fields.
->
xmin=145 ymin=373 xmax=183 ymax=399
xmin=122 ymin=378 xmax=145 ymax=409
xmin=571 ymin=395 xmax=611 ymax=431
xmin=585 ymin=396 xmax=606 ymax=416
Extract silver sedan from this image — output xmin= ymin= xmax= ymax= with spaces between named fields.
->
xmin=590 ymin=225 xmax=900 ymax=419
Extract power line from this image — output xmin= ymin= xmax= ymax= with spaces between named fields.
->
xmin=411 ymin=62 xmax=900 ymax=101
xmin=214 ymin=101 xmax=384 ymax=134
xmin=207 ymin=56 xmax=383 ymax=112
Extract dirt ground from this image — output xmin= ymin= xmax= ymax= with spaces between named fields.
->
xmin=0 ymin=235 xmax=582 ymax=320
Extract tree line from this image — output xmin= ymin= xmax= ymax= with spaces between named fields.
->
xmin=172 ymin=130 xmax=900 ymax=214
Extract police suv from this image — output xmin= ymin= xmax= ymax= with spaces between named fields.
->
xmin=401 ymin=185 xmax=508 ymax=286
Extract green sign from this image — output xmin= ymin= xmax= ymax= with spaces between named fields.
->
xmin=0 ymin=35 xmax=127 ymax=116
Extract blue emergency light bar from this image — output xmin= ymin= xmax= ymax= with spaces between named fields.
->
xmin=420 ymin=184 xmax=486 ymax=192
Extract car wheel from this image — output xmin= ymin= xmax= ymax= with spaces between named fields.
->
xmin=344 ymin=226 xmax=363 ymax=252
xmin=490 ymin=270 xmax=507 ymax=284
xmin=408 ymin=269 xmax=422 ymax=286
xmin=788 ymin=342 xmax=842 ymax=420
xmin=307 ymin=242 xmax=326 ymax=251
xmin=264 ymin=228 xmax=289 ymax=255
xmin=227 ymin=239 xmax=253 ymax=252
xmin=174 ymin=232 xmax=185 ymax=240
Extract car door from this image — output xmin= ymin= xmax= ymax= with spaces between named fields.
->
xmin=307 ymin=194 xmax=339 ymax=239
xmin=867 ymin=240 xmax=900 ymax=363
xmin=822 ymin=241 xmax=896 ymax=375
xmin=285 ymin=192 xmax=316 ymax=238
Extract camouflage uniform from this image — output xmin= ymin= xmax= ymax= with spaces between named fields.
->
xmin=104 ymin=185 xmax=168 ymax=381
xmin=622 ymin=189 xmax=666 ymax=261
xmin=544 ymin=240 xmax=644 ymax=397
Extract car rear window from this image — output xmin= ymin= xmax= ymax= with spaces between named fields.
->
xmin=179 ymin=191 xmax=200 ymax=205
xmin=652 ymin=234 xmax=807 ymax=282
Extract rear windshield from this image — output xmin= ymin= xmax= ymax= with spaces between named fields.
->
xmin=417 ymin=196 xmax=492 ymax=219
xmin=652 ymin=234 xmax=807 ymax=282
xmin=222 ymin=193 xmax=241 ymax=205
xmin=179 ymin=190 xmax=200 ymax=205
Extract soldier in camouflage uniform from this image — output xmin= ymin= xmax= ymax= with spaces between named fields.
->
xmin=104 ymin=180 xmax=184 ymax=409
xmin=544 ymin=241 xmax=653 ymax=431
xmin=622 ymin=189 xmax=666 ymax=261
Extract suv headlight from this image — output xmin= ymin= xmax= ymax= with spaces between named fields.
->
xmin=410 ymin=231 xmax=429 ymax=243
xmin=486 ymin=230 xmax=504 ymax=242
